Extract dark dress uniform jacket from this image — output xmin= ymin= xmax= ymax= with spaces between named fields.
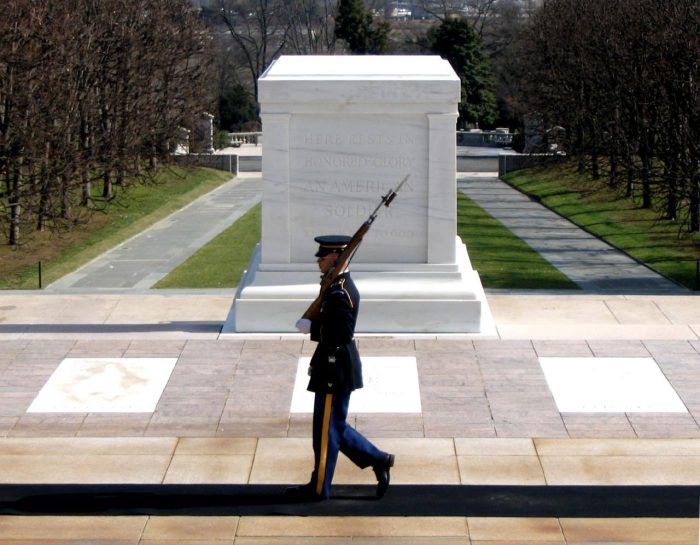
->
xmin=308 ymin=272 xmax=363 ymax=393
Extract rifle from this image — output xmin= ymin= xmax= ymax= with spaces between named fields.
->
xmin=301 ymin=174 xmax=410 ymax=322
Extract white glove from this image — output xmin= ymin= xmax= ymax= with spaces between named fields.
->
xmin=295 ymin=318 xmax=312 ymax=334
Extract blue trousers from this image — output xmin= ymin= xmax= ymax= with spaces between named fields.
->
xmin=310 ymin=389 xmax=385 ymax=498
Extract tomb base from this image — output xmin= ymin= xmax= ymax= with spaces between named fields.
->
xmin=221 ymin=238 xmax=493 ymax=335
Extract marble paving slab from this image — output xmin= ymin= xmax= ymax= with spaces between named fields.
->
xmin=290 ymin=357 xmax=421 ymax=413
xmin=28 ymin=358 xmax=177 ymax=413
xmin=539 ymin=357 xmax=687 ymax=413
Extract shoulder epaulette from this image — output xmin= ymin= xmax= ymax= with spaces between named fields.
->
xmin=328 ymin=277 xmax=354 ymax=309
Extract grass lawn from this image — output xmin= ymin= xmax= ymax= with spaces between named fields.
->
xmin=154 ymin=202 xmax=261 ymax=289
xmin=503 ymin=162 xmax=700 ymax=290
xmin=0 ymin=167 xmax=233 ymax=289
xmin=155 ymin=193 xmax=578 ymax=290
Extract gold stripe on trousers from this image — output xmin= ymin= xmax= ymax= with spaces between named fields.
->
xmin=315 ymin=393 xmax=333 ymax=496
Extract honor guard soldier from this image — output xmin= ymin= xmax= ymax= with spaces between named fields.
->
xmin=287 ymin=235 xmax=395 ymax=501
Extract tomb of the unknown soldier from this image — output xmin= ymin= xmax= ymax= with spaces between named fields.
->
xmin=224 ymin=55 xmax=491 ymax=334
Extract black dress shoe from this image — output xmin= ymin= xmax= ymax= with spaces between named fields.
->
xmin=283 ymin=483 xmax=325 ymax=502
xmin=373 ymin=453 xmax=395 ymax=498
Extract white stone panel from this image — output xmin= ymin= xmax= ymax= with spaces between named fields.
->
xmin=28 ymin=358 xmax=177 ymax=413
xmin=539 ymin=357 xmax=687 ymax=413
xmin=290 ymin=357 xmax=421 ymax=413
xmin=288 ymin=114 xmax=429 ymax=263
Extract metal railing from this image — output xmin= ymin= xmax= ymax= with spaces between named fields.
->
xmin=457 ymin=130 xmax=513 ymax=147
xmin=227 ymin=131 xmax=514 ymax=148
xmin=228 ymin=132 xmax=263 ymax=147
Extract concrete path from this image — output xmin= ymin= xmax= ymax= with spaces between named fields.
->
xmin=46 ymin=174 xmax=262 ymax=291
xmin=458 ymin=173 xmax=687 ymax=293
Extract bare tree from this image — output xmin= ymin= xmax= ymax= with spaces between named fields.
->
xmin=414 ymin=0 xmax=465 ymax=20
xmin=415 ymin=0 xmax=499 ymax=30
xmin=0 ymin=0 xmax=214 ymax=246
xmin=466 ymin=0 xmax=499 ymax=37
xmin=517 ymin=0 xmax=700 ymax=232
xmin=218 ymin=0 xmax=292 ymax=103
xmin=286 ymin=0 xmax=339 ymax=54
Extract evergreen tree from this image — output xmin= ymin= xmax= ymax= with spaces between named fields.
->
xmin=219 ymin=84 xmax=258 ymax=131
xmin=428 ymin=16 xmax=497 ymax=128
xmin=334 ymin=0 xmax=389 ymax=54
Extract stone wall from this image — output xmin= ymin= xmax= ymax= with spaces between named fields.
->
xmin=173 ymin=154 xmax=239 ymax=175
xmin=498 ymin=153 xmax=563 ymax=176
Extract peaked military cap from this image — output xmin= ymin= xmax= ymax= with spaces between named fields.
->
xmin=314 ymin=235 xmax=352 ymax=257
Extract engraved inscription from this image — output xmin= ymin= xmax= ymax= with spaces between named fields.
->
xmin=322 ymin=203 xmax=397 ymax=219
xmin=371 ymin=227 xmax=416 ymax=240
xmin=299 ymin=179 xmax=415 ymax=195
xmin=302 ymin=133 xmax=416 ymax=147
xmin=303 ymin=155 xmax=413 ymax=169
xmin=292 ymin=123 xmax=425 ymax=250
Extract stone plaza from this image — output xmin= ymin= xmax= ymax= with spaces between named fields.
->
xmin=0 ymin=288 xmax=699 ymax=542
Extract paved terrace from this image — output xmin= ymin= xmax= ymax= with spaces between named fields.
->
xmin=0 ymin=292 xmax=699 ymax=542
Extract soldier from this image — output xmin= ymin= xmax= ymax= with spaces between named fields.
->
xmin=287 ymin=235 xmax=394 ymax=501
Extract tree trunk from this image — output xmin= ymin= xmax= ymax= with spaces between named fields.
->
xmin=576 ymin=125 xmax=586 ymax=173
xmin=80 ymin=113 xmax=92 ymax=207
xmin=640 ymin=148 xmax=652 ymax=209
xmin=81 ymin=166 xmax=91 ymax=207
xmin=149 ymin=140 xmax=158 ymax=171
xmin=102 ymin=169 xmax=112 ymax=200
xmin=690 ymin=174 xmax=700 ymax=233
xmin=626 ymin=165 xmax=634 ymax=198
xmin=9 ymin=166 xmax=21 ymax=245
xmin=664 ymin=161 xmax=678 ymax=221
xmin=609 ymin=149 xmax=618 ymax=188
xmin=591 ymin=150 xmax=600 ymax=180
xmin=36 ymin=176 xmax=50 ymax=232
xmin=623 ymin=140 xmax=635 ymax=198
xmin=60 ymin=175 xmax=70 ymax=219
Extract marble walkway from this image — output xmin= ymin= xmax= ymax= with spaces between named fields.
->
xmin=0 ymin=292 xmax=699 ymax=542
